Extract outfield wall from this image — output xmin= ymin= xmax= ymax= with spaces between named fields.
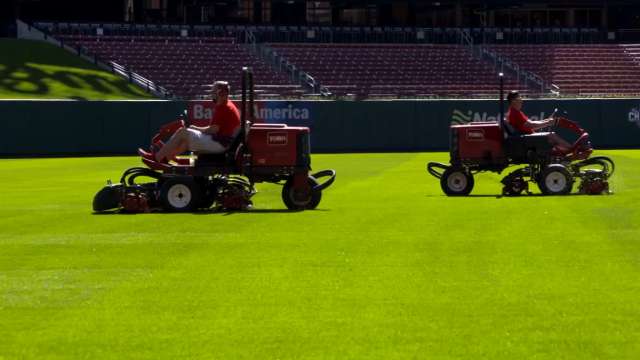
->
xmin=1 ymin=99 xmax=639 ymax=155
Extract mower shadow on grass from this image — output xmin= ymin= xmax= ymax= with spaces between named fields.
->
xmin=424 ymin=193 xmax=564 ymax=199
xmin=193 ymin=208 xmax=305 ymax=215
xmin=424 ymin=194 xmax=502 ymax=199
xmin=91 ymin=208 xmax=330 ymax=216
xmin=426 ymin=192 xmax=606 ymax=199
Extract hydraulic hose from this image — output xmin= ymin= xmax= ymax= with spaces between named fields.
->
xmin=427 ymin=162 xmax=449 ymax=179
xmin=311 ymin=169 xmax=336 ymax=192
xmin=120 ymin=167 xmax=162 ymax=185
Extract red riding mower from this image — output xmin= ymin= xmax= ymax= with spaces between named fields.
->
xmin=427 ymin=76 xmax=614 ymax=196
xmin=93 ymin=68 xmax=336 ymax=212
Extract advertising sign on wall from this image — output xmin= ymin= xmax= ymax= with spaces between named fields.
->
xmin=187 ymin=100 xmax=314 ymax=127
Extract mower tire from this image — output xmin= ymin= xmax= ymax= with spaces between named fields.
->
xmin=159 ymin=177 xmax=202 ymax=212
xmin=282 ymin=176 xmax=321 ymax=210
xmin=538 ymin=164 xmax=573 ymax=195
xmin=440 ymin=167 xmax=474 ymax=196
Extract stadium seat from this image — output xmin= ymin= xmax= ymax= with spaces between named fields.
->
xmin=489 ymin=44 xmax=640 ymax=95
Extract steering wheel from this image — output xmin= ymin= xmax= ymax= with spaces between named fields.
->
xmin=179 ymin=109 xmax=190 ymax=128
xmin=544 ymin=108 xmax=560 ymax=132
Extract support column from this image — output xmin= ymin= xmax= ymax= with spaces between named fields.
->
xmin=263 ymin=0 xmax=271 ymax=24
xmin=162 ymin=0 xmax=168 ymax=21
xmin=455 ymin=0 xmax=462 ymax=27
xmin=568 ymin=9 xmax=575 ymax=27
xmin=124 ymin=0 xmax=133 ymax=22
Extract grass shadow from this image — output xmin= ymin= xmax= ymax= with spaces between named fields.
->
xmin=0 ymin=64 xmax=49 ymax=95
xmin=0 ymin=39 xmax=151 ymax=99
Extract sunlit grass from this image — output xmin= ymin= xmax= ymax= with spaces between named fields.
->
xmin=0 ymin=151 xmax=638 ymax=359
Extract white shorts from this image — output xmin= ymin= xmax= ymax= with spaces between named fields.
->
xmin=186 ymin=128 xmax=226 ymax=153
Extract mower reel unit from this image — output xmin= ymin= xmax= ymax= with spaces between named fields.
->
xmin=93 ymin=67 xmax=336 ymax=212
xmin=427 ymin=74 xmax=614 ymax=196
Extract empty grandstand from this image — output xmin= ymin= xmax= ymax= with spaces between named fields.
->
xmin=267 ymin=43 xmax=522 ymax=97
xmin=54 ymin=34 xmax=304 ymax=99
xmin=490 ymin=44 xmax=640 ymax=96
xmin=8 ymin=1 xmax=640 ymax=99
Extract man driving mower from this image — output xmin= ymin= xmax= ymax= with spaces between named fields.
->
xmin=139 ymin=81 xmax=240 ymax=163
xmin=506 ymin=90 xmax=572 ymax=155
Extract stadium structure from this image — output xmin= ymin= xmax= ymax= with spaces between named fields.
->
xmin=3 ymin=0 xmax=640 ymax=100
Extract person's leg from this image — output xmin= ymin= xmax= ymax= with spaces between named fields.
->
xmin=155 ymin=128 xmax=190 ymax=161
xmin=188 ymin=130 xmax=226 ymax=154
xmin=548 ymin=133 xmax=572 ymax=153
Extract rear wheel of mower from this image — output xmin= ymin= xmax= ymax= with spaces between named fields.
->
xmin=538 ymin=164 xmax=573 ymax=195
xmin=159 ymin=177 xmax=202 ymax=212
xmin=440 ymin=167 xmax=474 ymax=196
xmin=282 ymin=176 xmax=321 ymax=210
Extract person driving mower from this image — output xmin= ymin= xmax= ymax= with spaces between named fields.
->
xmin=139 ymin=81 xmax=240 ymax=163
xmin=506 ymin=90 xmax=572 ymax=155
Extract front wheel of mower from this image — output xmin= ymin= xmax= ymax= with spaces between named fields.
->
xmin=538 ymin=164 xmax=573 ymax=195
xmin=282 ymin=176 xmax=321 ymax=210
xmin=159 ymin=177 xmax=202 ymax=212
xmin=440 ymin=167 xmax=474 ymax=196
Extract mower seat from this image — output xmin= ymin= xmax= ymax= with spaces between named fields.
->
xmin=504 ymin=132 xmax=553 ymax=163
xmin=194 ymin=125 xmax=245 ymax=167
xmin=500 ymin=117 xmax=553 ymax=163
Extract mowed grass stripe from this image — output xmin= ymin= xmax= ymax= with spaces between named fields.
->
xmin=0 ymin=151 xmax=639 ymax=359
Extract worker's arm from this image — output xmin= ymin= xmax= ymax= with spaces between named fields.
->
xmin=524 ymin=118 xmax=555 ymax=130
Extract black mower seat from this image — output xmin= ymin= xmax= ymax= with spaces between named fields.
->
xmin=193 ymin=125 xmax=245 ymax=167
xmin=504 ymin=132 xmax=553 ymax=163
xmin=196 ymin=153 xmax=229 ymax=165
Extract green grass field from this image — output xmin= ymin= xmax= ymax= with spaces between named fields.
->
xmin=0 ymin=39 xmax=154 ymax=100
xmin=1 ymin=151 xmax=639 ymax=359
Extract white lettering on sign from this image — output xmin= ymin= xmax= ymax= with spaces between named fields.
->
xmin=629 ymin=107 xmax=640 ymax=128
xmin=452 ymin=109 xmax=547 ymax=124
xmin=259 ymin=105 xmax=310 ymax=120
xmin=268 ymin=132 xmax=288 ymax=145
xmin=192 ymin=104 xmax=213 ymax=120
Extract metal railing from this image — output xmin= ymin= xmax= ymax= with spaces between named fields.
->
xmin=458 ymin=28 xmax=550 ymax=94
xmin=108 ymin=61 xmax=171 ymax=96
xmin=244 ymin=29 xmax=331 ymax=97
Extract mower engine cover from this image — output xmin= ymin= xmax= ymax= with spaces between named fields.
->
xmin=248 ymin=126 xmax=310 ymax=167
xmin=451 ymin=122 xmax=505 ymax=165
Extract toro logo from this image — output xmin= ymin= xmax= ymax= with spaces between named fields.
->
xmin=466 ymin=129 xmax=485 ymax=141
xmin=268 ymin=132 xmax=288 ymax=146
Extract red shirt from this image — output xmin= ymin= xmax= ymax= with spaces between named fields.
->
xmin=211 ymin=100 xmax=240 ymax=138
xmin=507 ymin=108 xmax=533 ymax=134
